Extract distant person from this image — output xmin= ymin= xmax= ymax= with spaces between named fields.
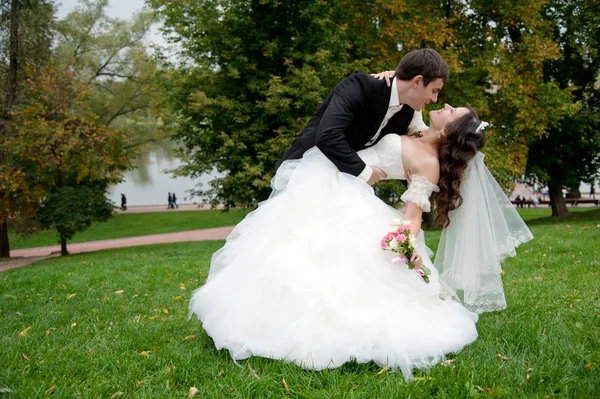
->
xmin=121 ymin=193 xmax=127 ymax=211
xmin=172 ymin=193 xmax=179 ymax=208
xmin=514 ymin=195 xmax=523 ymax=208
xmin=168 ymin=192 xmax=174 ymax=209
xmin=591 ymin=185 xmax=596 ymax=199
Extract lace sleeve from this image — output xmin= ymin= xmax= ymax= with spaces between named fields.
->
xmin=400 ymin=175 xmax=439 ymax=212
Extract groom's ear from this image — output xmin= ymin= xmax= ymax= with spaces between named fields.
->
xmin=412 ymin=75 xmax=424 ymax=87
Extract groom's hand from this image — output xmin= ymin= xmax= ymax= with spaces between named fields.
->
xmin=367 ymin=167 xmax=387 ymax=186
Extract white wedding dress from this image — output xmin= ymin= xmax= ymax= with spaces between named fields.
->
xmin=189 ymin=134 xmax=478 ymax=380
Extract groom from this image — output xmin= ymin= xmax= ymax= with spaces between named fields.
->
xmin=275 ymin=48 xmax=448 ymax=186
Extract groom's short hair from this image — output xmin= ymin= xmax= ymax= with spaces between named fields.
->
xmin=395 ymin=49 xmax=449 ymax=86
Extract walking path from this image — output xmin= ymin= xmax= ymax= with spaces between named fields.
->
xmin=0 ymin=226 xmax=235 ymax=273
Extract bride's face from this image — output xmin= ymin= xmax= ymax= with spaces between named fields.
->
xmin=429 ymin=104 xmax=470 ymax=130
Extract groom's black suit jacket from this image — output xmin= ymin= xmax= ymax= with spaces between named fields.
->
xmin=275 ymin=73 xmax=416 ymax=176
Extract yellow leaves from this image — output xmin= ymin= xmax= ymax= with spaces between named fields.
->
xmin=501 ymin=269 xmax=506 ymax=276
xmin=247 ymin=364 xmax=260 ymax=380
xmin=67 ymin=293 xmax=77 ymax=299
xmin=172 ymin=295 xmax=184 ymax=301
xmin=497 ymin=353 xmax=511 ymax=361
xmin=44 ymin=385 xmax=57 ymax=394
xmin=586 ymin=362 xmax=597 ymax=370
xmin=21 ymin=353 xmax=30 ymax=361
xmin=282 ymin=377 xmax=290 ymax=392
xmin=216 ymin=369 xmax=224 ymax=378
xmin=19 ymin=326 xmax=32 ymax=337
xmin=184 ymin=335 xmax=196 ymax=340
xmin=189 ymin=387 xmax=199 ymax=398
xmin=140 ymin=351 xmax=151 ymax=357
xmin=110 ymin=392 xmax=124 ymax=399
xmin=441 ymin=359 xmax=456 ymax=367
xmin=162 ymin=309 xmax=169 ymax=315
xmin=114 ymin=290 xmax=124 ymax=295
xmin=375 ymin=365 xmax=390 ymax=376
xmin=179 ymin=283 xmax=186 ymax=291
xmin=414 ymin=376 xmax=433 ymax=381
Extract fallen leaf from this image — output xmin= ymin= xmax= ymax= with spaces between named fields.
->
xmin=137 ymin=381 xmax=143 ymax=387
xmin=173 ymin=296 xmax=183 ymax=301
xmin=184 ymin=335 xmax=196 ymax=340
xmin=496 ymin=353 xmax=511 ymax=361
xmin=486 ymin=387 xmax=495 ymax=395
xmin=140 ymin=351 xmax=151 ymax=356
xmin=67 ymin=294 xmax=77 ymax=299
xmin=189 ymin=387 xmax=199 ymax=398
xmin=21 ymin=353 xmax=29 ymax=361
xmin=114 ymin=290 xmax=124 ymax=295
xmin=45 ymin=330 xmax=50 ymax=336
xmin=441 ymin=359 xmax=456 ymax=366
xmin=282 ymin=377 xmax=290 ymax=392
xmin=526 ymin=374 xmax=531 ymax=381
xmin=247 ymin=364 xmax=260 ymax=380
xmin=501 ymin=269 xmax=506 ymax=275
xmin=414 ymin=376 xmax=433 ymax=381
xmin=110 ymin=392 xmax=124 ymax=399
xmin=527 ymin=368 xmax=534 ymax=372
xmin=216 ymin=369 xmax=224 ymax=378
xmin=163 ymin=309 xmax=169 ymax=315
xmin=16 ymin=312 xmax=22 ymax=317
xmin=375 ymin=365 xmax=390 ymax=375
xmin=19 ymin=326 xmax=31 ymax=337
xmin=180 ymin=283 xmax=186 ymax=291
xmin=44 ymin=385 xmax=56 ymax=394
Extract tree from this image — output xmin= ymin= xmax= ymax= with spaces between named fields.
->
xmin=53 ymin=0 xmax=159 ymax=148
xmin=149 ymin=0 xmax=376 ymax=207
xmin=0 ymin=0 xmax=54 ymax=257
xmin=525 ymin=0 xmax=600 ymax=217
xmin=1 ymin=66 xmax=131 ymax=255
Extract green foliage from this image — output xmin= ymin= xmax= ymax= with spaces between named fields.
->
xmin=524 ymin=0 xmax=600 ymax=216
xmin=149 ymin=0 xmax=577 ymax=206
xmin=53 ymin=0 xmax=160 ymax=149
xmin=35 ymin=186 xmax=113 ymax=242
xmin=0 ymin=65 xmax=131 ymax=251
xmin=150 ymin=0 xmax=375 ymax=207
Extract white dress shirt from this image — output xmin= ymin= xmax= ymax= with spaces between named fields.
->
xmin=358 ymin=78 xmax=428 ymax=183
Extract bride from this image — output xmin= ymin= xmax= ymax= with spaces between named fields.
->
xmin=189 ymin=104 xmax=533 ymax=380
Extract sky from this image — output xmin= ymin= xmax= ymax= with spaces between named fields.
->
xmin=56 ymin=0 xmax=147 ymax=20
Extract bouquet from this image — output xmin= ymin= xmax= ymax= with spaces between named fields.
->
xmin=380 ymin=219 xmax=431 ymax=283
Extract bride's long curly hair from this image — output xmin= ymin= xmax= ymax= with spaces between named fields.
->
xmin=435 ymin=107 xmax=485 ymax=227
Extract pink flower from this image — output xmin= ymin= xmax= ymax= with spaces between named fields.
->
xmin=397 ymin=233 xmax=406 ymax=243
xmin=381 ymin=232 xmax=395 ymax=248
xmin=397 ymin=225 xmax=405 ymax=233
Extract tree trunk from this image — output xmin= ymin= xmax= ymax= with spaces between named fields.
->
xmin=60 ymin=237 xmax=68 ymax=256
xmin=8 ymin=0 xmax=19 ymax=106
xmin=549 ymin=181 xmax=568 ymax=218
xmin=0 ymin=0 xmax=20 ymax=258
xmin=0 ymin=220 xmax=9 ymax=258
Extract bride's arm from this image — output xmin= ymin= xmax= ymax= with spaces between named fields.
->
xmin=402 ymin=158 xmax=440 ymax=237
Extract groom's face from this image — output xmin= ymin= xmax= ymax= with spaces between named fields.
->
xmin=406 ymin=77 xmax=444 ymax=111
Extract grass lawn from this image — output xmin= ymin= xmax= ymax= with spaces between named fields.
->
xmin=8 ymin=209 xmax=251 ymax=250
xmin=0 ymin=209 xmax=598 ymax=398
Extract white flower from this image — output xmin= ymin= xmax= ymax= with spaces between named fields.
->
xmin=392 ymin=218 xmax=402 ymax=226
xmin=389 ymin=238 xmax=398 ymax=249
xmin=401 ymin=220 xmax=411 ymax=226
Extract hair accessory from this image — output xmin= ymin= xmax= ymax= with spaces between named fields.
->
xmin=476 ymin=121 xmax=490 ymax=134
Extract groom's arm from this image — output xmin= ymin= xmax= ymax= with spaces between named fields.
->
xmin=315 ymin=74 xmax=372 ymax=180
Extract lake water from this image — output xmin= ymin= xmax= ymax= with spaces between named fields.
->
xmin=107 ymin=152 xmax=219 ymax=206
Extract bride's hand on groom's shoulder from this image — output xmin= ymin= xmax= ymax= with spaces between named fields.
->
xmin=370 ymin=71 xmax=396 ymax=87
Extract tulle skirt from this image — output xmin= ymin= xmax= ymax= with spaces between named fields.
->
xmin=189 ymin=148 xmax=478 ymax=379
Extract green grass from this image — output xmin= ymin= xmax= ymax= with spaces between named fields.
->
xmin=8 ymin=209 xmax=251 ymax=250
xmin=0 ymin=209 xmax=599 ymax=398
